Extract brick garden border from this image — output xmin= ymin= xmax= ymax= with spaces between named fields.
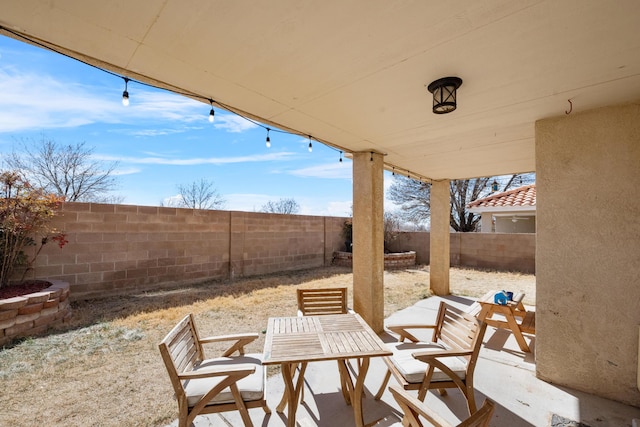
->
xmin=332 ymin=251 xmax=417 ymax=269
xmin=0 ymin=280 xmax=72 ymax=346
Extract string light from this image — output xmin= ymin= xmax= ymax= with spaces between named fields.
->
xmin=208 ymin=99 xmax=215 ymax=123
xmin=121 ymin=77 xmax=130 ymax=106
xmin=0 ymin=26 xmax=422 ymax=170
xmin=392 ymin=167 xmax=395 ymax=176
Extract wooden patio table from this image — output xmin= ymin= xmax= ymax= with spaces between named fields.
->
xmin=476 ymin=291 xmax=535 ymax=353
xmin=262 ymin=313 xmax=392 ymax=427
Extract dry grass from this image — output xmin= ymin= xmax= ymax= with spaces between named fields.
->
xmin=0 ymin=265 xmax=534 ymax=426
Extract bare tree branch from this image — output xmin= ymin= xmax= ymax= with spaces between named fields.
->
xmin=7 ymin=136 xmax=120 ymax=202
xmin=176 ymin=178 xmax=226 ymax=210
xmin=260 ymin=198 xmax=300 ymax=214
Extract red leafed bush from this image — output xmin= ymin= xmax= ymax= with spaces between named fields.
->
xmin=0 ymin=171 xmax=66 ymax=288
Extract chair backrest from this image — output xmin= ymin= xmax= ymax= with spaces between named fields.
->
xmin=158 ymin=314 xmax=203 ymax=395
xmin=297 ymin=287 xmax=348 ymax=316
xmin=433 ymin=302 xmax=486 ymax=363
xmin=389 ymin=385 xmax=494 ymax=427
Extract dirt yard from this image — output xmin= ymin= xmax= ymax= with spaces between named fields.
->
xmin=0 ymin=265 xmax=534 ymax=426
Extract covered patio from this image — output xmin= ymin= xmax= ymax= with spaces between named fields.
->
xmin=1 ymin=0 xmax=639 ymax=421
xmin=170 ymin=295 xmax=640 ymax=426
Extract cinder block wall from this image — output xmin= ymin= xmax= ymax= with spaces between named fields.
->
xmin=389 ymin=231 xmax=535 ymax=273
xmin=26 ymin=203 xmax=346 ymax=300
xmin=22 ymin=203 xmax=534 ymax=300
xmin=451 ymin=232 xmax=535 ymax=273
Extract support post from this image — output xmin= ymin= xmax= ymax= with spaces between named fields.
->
xmin=352 ymin=151 xmax=384 ymax=332
xmin=430 ymin=179 xmax=450 ymax=295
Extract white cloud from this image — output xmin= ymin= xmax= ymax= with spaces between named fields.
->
xmin=300 ymin=199 xmax=353 ymax=216
xmin=289 ymin=161 xmax=352 ymax=180
xmin=0 ymin=67 xmax=258 ymax=134
xmin=225 ymin=193 xmax=272 ymax=212
xmin=161 ymin=194 xmax=183 ymax=207
xmin=213 ymin=115 xmax=258 ymax=133
xmin=111 ymin=167 xmax=141 ymax=176
xmin=94 ymin=151 xmax=297 ymax=166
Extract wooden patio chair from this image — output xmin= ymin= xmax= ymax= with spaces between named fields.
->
xmin=375 ymin=301 xmax=488 ymax=415
xmin=373 ymin=385 xmax=495 ymax=427
xmin=291 ymin=287 xmax=352 ymax=403
xmin=296 ymin=287 xmax=350 ymax=316
xmin=158 ymin=314 xmax=270 ymax=427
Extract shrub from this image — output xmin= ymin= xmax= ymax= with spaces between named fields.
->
xmin=0 ymin=171 xmax=66 ymax=288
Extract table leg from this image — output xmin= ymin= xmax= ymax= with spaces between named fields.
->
xmin=352 ymin=357 xmax=370 ymax=427
xmin=505 ymin=313 xmax=530 ymax=352
xmin=277 ymin=362 xmax=306 ymax=426
xmin=337 ymin=359 xmax=353 ymax=405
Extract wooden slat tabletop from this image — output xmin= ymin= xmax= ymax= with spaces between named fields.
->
xmin=262 ymin=313 xmax=391 ymax=365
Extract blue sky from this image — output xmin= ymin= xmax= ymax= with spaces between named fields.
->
xmin=0 ymin=35 xmax=387 ymax=217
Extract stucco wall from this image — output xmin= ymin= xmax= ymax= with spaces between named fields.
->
xmin=536 ymin=103 xmax=640 ymax=406
xmin=388 ymin=232 xmax=535 ymax=273
xmin=27 ymin=204 xmax=346 ymax=300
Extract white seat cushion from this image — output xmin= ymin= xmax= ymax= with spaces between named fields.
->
xmin=184 ymin=353 xmax=265 ymax=407
xmin=387 ymin=341 xmax=467 ymax=384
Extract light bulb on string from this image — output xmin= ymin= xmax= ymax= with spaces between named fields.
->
xmin=339 ymin=151 xmax=343 ymax=163
xmin=265 ymin=128 xmax=271 ymax=148
xmin=308 ymin=136 xmax=313 ymax=153
xmin=208 ymin=99 xmax=215 ymax=123
xmin=121 ymin=77 xmax=130 ymax=106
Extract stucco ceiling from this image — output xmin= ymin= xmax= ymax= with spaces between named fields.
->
xmin=2 ymin=1 xmax=640 ymax=181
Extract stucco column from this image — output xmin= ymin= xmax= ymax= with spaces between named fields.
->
xmin=352 ymin=151 xmax=384 ymax=332
xmin=480 ymin=213 xmax=493 ymax=233
xmin=430 ymin=179 xmax=450 ymax=295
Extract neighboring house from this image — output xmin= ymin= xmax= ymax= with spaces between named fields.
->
xmin=468 ymin=184 xmax=536 ymax=233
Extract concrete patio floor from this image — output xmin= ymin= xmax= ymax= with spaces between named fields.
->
xmin=166 ymin=295 xmax=640 ymax=427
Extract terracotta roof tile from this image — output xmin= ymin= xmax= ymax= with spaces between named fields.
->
xmin=467 ymin=184 xmax=536 ymax=209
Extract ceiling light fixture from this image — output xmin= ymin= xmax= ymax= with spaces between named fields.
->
xmin=427 ymin=76 xmax=462 ymax=114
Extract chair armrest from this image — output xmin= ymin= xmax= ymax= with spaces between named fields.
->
xmin=388 ymin=385 xmax=452 ymax=427
xmin=177 ymin=364 xmax=256 ymax=380
xmin=387 ymin=324 xmax=437 ymax=343
xmin=199 ymin=333 xmax=259 ymax=357
xmin=199 ymin=333 xmax=259 ymax=344
xmin=411 ymin=348 xmax=472 ymax=361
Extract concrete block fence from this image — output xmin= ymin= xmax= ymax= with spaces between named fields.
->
xmin=23 ymin=203 xmax=346 ymax=300
xmin=18 ymin=202 xmax=535 ymax=301
xmin=387 ymin=231 xmax=536 ymax=274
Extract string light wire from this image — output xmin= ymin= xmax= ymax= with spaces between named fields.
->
xmin=0 ymin=25 xmax=431 ymax=182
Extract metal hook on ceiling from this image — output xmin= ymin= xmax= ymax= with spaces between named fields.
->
xmin=565 ymin=99 xmax=573 ymax=115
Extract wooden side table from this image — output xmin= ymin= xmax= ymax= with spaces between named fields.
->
xmin=476 ymin=291 xmax=535 ymax=352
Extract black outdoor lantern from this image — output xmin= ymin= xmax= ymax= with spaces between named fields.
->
xmin=427 ymin=77 xmax=463 ymax=114
xmin=491 ymin=180 xmax=499 ymax=192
